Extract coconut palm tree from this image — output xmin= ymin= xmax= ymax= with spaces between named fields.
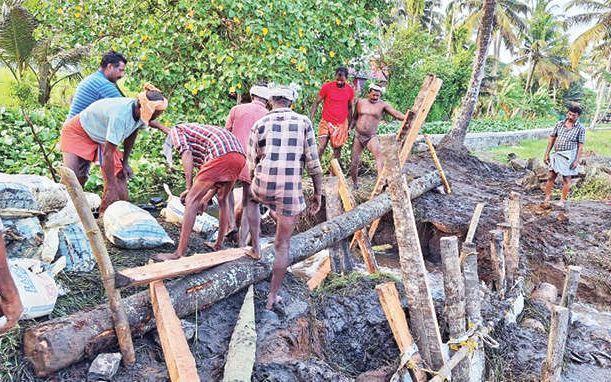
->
xmin=586 ymin=41 xmax=611 ymax=128
xmin=565 ymin=0 xmax=611 ymax=68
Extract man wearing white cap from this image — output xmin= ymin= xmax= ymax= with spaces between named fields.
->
xmin=224 ymin=83 xmax=270 ymax=244
xmin=247 ymin=84 xmax=323 ymax=309
xmin=349 ymin=84 xmax=405 ymax=189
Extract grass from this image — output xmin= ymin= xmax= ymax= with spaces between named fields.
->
xmin=476 ymin=129 xmax=611 ymax=163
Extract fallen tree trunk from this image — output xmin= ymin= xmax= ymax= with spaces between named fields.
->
xmin=24 ymin=171 xmax=441 ymax=376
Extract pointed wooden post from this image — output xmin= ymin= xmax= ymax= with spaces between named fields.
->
xmin=489 ymin=229 xmax=506 ymax=298
xmin=541 ymin=305 xmax=570 ymax=382
xmin=461 ymin=242 xmax=482 ymax=325
xmin=497 ymin=222 xmax=515 ymax=288
xmin=381 ymin=135 xmax=446 ymax=370
xmin=506 ymin=192 xmax=521 ymax=285
xmin=560 ymin=266 xmax=581 ymax=309
xmin=440 ymin=237 xmax=469 ymax=382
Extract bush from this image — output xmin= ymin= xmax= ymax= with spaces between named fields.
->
xmin=379 ymin=117 xmax=557 ymax=135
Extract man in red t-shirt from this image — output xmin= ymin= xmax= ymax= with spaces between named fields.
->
xmin=310 ymin=67 xmax=355 ymax=160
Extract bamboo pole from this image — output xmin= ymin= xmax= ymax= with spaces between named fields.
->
xmin=541 ymin=305 xmax=570 ymax=382
xmin=489 ymin=229 xmax=506 ymax=297
xmin=59 ymin=166 xmax=135 ymax=365
xmin=440 ymin=236 xmax=469 ymax=382
xmin=424 ymin=134 xmax=452 ymax=194
xmin=381 ymin=135 xmax=446 ymax=370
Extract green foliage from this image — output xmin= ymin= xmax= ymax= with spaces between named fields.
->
xmin=0 ymin=0 xmax=37 ymax=80
xmin=571 ymin=175 xmax=611 ymax=201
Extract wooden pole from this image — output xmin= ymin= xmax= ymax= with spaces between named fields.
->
xmin=465 ymin=203 xmax=485 ymax=244
xmin=440 ymin=236 xmax=469 ymax=382
xmin=329 ymin=159 xmax=375 ymax=273
xmin=489 ymin=229 xmax=506 ymax=298
xmin=424 ymin=134 xmax=452 ymax=194
xmin=58 ymin=166 xmax=135 ymax=365
xmin=461 ymin=242 xmax=481 ymax=325
xmin=323 ymin=176 xmax=346 ymax=273
xmin=381 ymin=135 xmax=446 ymax=370
xmin=375 ymin=282 xmax=428 ymax=382
xmin=560 ymin=266 xmax=581 ymax=309
xmin=507 ymin=192 xmax=521 ymax=285
xmin=497 ymin=222 xmax=514 ymax=288
xmin=222 ymin=285 xmax=256 ymax=382
xmin=395 ymin=74 xmax=435 ymax=143
xmin=541 ymin=305 xmax=570 ymax=382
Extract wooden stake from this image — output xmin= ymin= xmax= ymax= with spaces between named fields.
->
xmin=150 ymin=281 xmax=200 ymax=382
xmin=440 ymin=237 xmax=469 ymax=382
xmin=424 ymin=134 xmax=452 ymax=194
xmin=307 ymin=256 xmax=331 ymax=290
xmin=507 ymin=192 xmax=521 ymax=285
xmin=116 ymin=248 xmax=249 ymax=288
xmin=222 ymin=285 xmax=256 ymax=382
xmin=461 ymin=242 xmax=482 ymax=325
xmin=489 ymin=229 xmax=506 ymax=297
xmin=59 ymin=166 xmax=135 ymax=365
xmin=465 ymin=203 xmax=485 ymax=244
xmin=497 ymin=222 xmax=515 ymax=287
xmin=381 ymin=135 xmax=446 ymax=370
xmin=541 ymin=305 xmax=570 ymax=382
xmin=323 ymin=176 xmax=347 ymax=273
xmin=560 ymin=266 xmax=581 ymax=309
xmin=375 ymin=282 xmax=428 ymax=382
xmin=329 ymin=159 xmax=377 ymax=273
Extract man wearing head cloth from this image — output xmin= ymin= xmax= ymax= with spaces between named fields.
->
xmin=60 ymin=83 xmax=167 ymax=212
xmin=224 ymin=83 xmax=270 ymax=244
xmin=349 ymin=83 xmax=405 ymax=189
xmin=248 ymin=83 xmax=323 ymax=309
xmin=154 ymin=123 xmax=247 ymax=261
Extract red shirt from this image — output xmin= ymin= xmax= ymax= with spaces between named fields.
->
xmin=319 ymin=81 xmax=354 ymax=125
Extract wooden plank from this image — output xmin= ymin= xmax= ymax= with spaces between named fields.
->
xmin=424 ymin=134 xmax=452 ymax=194
xmin=116 ymin=248 xmax=249 ymax=288
xmin=541 ymin=305 xmax=570 ymax=382
xmin=506 ymin=192 xmax=521 ymax=286
xmin=375 ymin=282 xmax=428 ymax=382
xmin=461 ymin=242 xmax=482 ymax=324
xmin=396 ymin=75 xmax=434 ymax=143
xmin=329 ymin=159 xmax=377 ymax=273
xmin=465 ymin=203 xmax=485 ymax=244
xmin=59 ymin=166 xmax=135 ymax=365
xmin=440 ymin=237 xmax=469 ymax=382
xmin=381 ymin=135 xmax=446 ymax=370
xmin=323 ymin=176 xmax=353 ymax=273
xmin=489 ymin=229 xmax=506 ymax=297
xmin=222 ymin=285 xmax=256 ymax=382
xmin=560 ymin=266 xmax=581 ymax=309
xmin=307 ymin=256 xmax=331 ymax=290
xmin=150 ymin=281 xmax=200 ymax=382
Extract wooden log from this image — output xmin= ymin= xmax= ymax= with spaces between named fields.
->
xmin=461 ymin=242 xmax=482 ymax=324
xmin=381 ymin=135 xmax=446 ymax=370
xmin=307 ymin=256 xmax=331 ymax=290
xmin=58 ymin=166 xmax=136 ymax=365
xmin=323 ymin=176 xmax=346 ymax=273
xmin=465 ymin=203 xmax=485 ymax=244
xmin=424 ymin=134 xmax=452 ymax=194
xmin=541 ymin=305 xmax=570 ymax=382
xmin=23 ymin=171 xmax=442 ymax=376
xmin=375 ymin=282 xmax=428 ymax=382
xmin=489 ymin=229 xmax=506 ymax=298
xmin=395 ymin=75 xmax=434 ymax=143
xmin=222 ymin=285 xmax=256 ymax=382
xmin=150 ymin=281 xmax=200 ymax=382
xmin=440 ymin=236 xmax=469 ymax=382
xmin=116 ymin=248 xmax=249 ymax=288
xmin=507 ymin=192 xmax=521 ymax=286
xmin=560 ymin=266 xmax=581 ymax=310
xmin=329 ymin=159 xmax=377 ymax=273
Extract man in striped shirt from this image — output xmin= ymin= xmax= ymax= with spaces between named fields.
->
xmin=67 ymin=51 xmax=126 ymax=120
xmin=155 ymin=123 xmax=247 ymax=261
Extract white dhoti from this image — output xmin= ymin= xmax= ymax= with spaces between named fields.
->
xmin=549 ymin=149 xmax=578 ymax=176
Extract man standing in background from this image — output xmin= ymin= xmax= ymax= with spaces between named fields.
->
xmin=67 ymin=51 xmax=127 ymax=120
xmin=310 ymin=67 xmax=355 ymax=161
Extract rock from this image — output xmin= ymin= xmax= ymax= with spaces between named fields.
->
xmin=531 ymin=282 xmax=558 ymax=305
xmin=510 ymin=159 xmax=529 ymax=171
xmin=527 ymin=158 xmax=544 ymax=171
xmin=154 ymin=319 xmax=195 ymax=345
xmin=413 ymin=142 xmax=428 ymax=154
xmin=521 ymin=318 xmax=546 ymax=332
xmin=355 ymin=365 xmax=397 ymax=382
xmin=87 ymin=353 xmax=121 ymax=381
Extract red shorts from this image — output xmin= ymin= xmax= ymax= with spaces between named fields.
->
xmin=318 ymin=118 xmax=349 ymax=149
xmin=196 ymin=152 xmax=246 ymax=184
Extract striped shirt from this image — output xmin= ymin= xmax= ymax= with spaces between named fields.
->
xmin=248 ymin=108 xmax=322 ymax=216
xmin=551 ymin=119 xmax=585 ymax=152
xmin=67 ymin=70 xmax=122 ymax=120
xmin=170 ymin=123 xmax=245 ymax=168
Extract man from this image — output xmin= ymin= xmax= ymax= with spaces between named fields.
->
xmin=155 ymin=123 xmax=246 ymax=261
xmin=248 ymin=84 xmax=323 ymax=309
xmin=543 ymin=105 xmax=586 ymax=208
xmin=0 ymin=217 xmax=23 ymax=335
xmin=350 ymin=84 xmax=405 ymax=188
xmin=67 ymin=51 xmax=127 ymax=120
xmin=224 ymin=84 xmax=270 ymax=243
xmin=310 ymin=67 xmax=355 ymax=160
xmin=60 ymin=84 xmax=167 ymax=211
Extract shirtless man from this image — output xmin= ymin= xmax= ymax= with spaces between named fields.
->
xmin=349 ymin=84 xmax=405 ymax=188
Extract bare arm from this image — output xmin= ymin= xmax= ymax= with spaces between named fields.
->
xmin=543 ymin=136 xmax=557 ymax=164
xmin=181 ymin=150 xmax=195 ymax=190
xmin=347 ymin=100 xmax=354 ymax=126
xmin=349 ymin=100 xmax=360 ymax=130
xmin=384 ymin=102 xmax=406 ymax=121
xmin=102 ymin=142 xmax=119 ymax=183
xmin=571 ymin=143 xmax=583 ymax=169
xmin=122 ymin=130 xmax=138 ymax=165
xmin=149 ymin=120 xmax=170 ymax=135
xmin=310 ymin=94 xmax=324 ymax=121
xmin=0 ymin=233 xmax=23 ymax=334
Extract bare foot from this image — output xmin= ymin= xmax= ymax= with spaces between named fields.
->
xmin=245 ymin=246 xmax=261 ymax=260
xmin=152 ymin=252 xmax=183 ymax=262
xmin=204 ymin=241 xmax=222 ymax=251
xmin=265 ymin=294 xmax=282 ymax=310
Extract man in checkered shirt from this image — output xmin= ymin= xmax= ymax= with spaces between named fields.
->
xmin=543 ymin=105 xmax=585 ymax=208
xmin=247 ymin=84 xmax=323 ymax=310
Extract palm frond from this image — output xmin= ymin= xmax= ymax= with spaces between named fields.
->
xmin=0 ymin=4 xmax=37 ymax=74
xmin=569 ymin=22 xmax=608 ymax=67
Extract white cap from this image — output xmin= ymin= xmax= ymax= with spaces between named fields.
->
xmin=368 ymin=83 xmax=384 ymax=93
xmin=249 ymin=85 xmax=269 ymax=100
xmin=268 ymin=83 xmax=301 ymax=102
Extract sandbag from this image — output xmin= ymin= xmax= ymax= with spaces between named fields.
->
xmin=0 ymin=182 xmax=40 ymax=212
xmin=0 ymin=174 xmax=68 ymax=212
xmin=44 ymin=192 xmax=102 ymax=228
xmin=7 ymin=258 xmax=60 ymax=319
xmin=3 ymin=217 xmax=44 ymax=259
xmin=58 ymin=223 xmax=95 ymax=272
xmin=160 ymin=184 xmax=218 ymax=240
xmin=103 ymin=201 xmax=174 ymax=249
